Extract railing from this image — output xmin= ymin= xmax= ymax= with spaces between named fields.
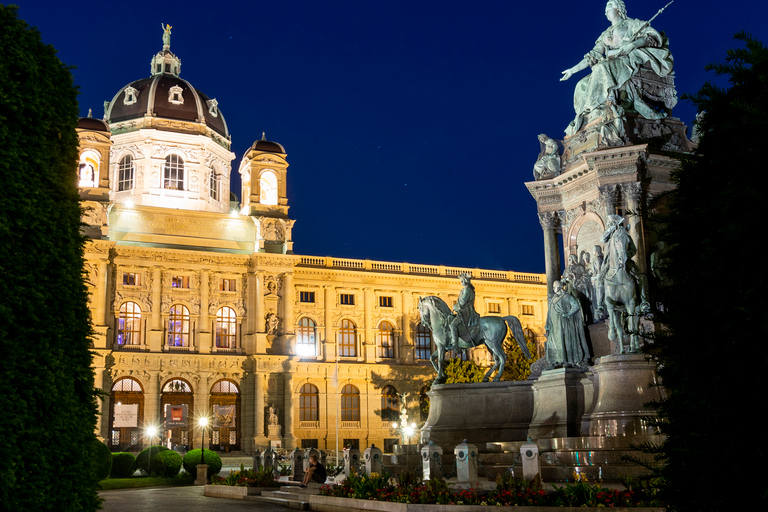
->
xmin=297 ymin=256 xmax=545 ymax=284
xmin=115 ymin=343 xmax=144 ymax=351
xmin=299 ymin=421 xmax=320 ymax=429
xmin=341 ymin=421 xmax=361 ymax=429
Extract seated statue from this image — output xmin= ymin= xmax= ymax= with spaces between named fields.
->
xmin=560 ymin=0 xmax=675 ymax=136
xmin=533 ymin=134 xmax=562 ymax=180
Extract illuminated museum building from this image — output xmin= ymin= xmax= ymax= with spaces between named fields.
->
xmin=78 ymin=38 xmax=548 ymax=453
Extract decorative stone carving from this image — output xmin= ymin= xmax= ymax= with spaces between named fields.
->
xmin=266 ymin=311 xmax=280 ymax=335
xmin=533 ymin=134 xmax=562 ymax=180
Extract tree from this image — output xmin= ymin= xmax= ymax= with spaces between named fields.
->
xmin=0 ymin=6 xmax=100 ymax=511
xmin=648 ymin=33 xmax=768 ymax=512
xmin=501 ymin=333 xmax=537 ymax=381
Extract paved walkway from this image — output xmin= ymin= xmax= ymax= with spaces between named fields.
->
xmin=99 ymin=486 xmax=286 ymax=512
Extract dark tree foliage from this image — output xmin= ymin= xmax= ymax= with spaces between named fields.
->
xmin=648 ymin=33 xmax=768 ymax=511
xmin=0 ymin=5 xmax=99 ymax=511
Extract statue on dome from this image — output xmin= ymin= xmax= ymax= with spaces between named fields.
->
xmin=162 ymin=23 xmax=172 ymax=48
xmin=560 ymin=1 xmax=675 ymax=136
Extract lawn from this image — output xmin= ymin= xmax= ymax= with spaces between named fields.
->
xmin=99 ymin=474 xmax=195 ymax=490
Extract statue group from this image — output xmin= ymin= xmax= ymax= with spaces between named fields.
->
xmin=546 ymin=215 xmax=650 ymax=370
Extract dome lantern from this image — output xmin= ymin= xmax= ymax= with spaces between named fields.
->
xmin=151 ymin=24 xmax=181 ymax=77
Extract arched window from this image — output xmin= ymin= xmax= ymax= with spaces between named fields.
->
xmin=215 ymin=307 xmax=237 ymax=348
xmin=112 ymin=377 xmax=143 ymax=392
xmin=162 ymin=379 xmax=192 ymax=393
xmin=167 ymin=305 xmax=190 ymax=347
xmin=118 ymin=155 xmax=134 ymax=191
xmin=296 ymin=317 xmax=316 ymax=357
xmin=259 ymin=171 xmax=278 ymax=205
xmin=110 ymin=377 xmax=143 ymax=448
xmin=78 ymin=150 xmax=99 ymax=188
xmin=377 ymin=321 xmax=395 ymax=358
xmin=164 ymin=154 xmax=184 ymax=190
xmin=341 ymin=384 xmax=360 ymax=422
xmin=414 ymin=324 xmax=432 ymax=360
xmin=338 ymin=319 xmax=357 ymax=357
xmin=300 ymin=383 xmax=319 ymax=421
xmin=117 ymin=302 xmax=142 ymax=346
xmin=381 ymin=385 xmax=398 ymax=422
xmin=209 ymin=170 xmax=220 ymax=201
xmin=210 ymin=379 xmax=240 ymax=449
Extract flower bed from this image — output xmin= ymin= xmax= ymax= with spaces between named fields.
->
xmin=209 ymin=467 xmax=281 ymax=488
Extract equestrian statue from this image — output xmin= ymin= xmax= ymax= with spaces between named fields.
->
xmin=417 ymin=273 xmax=531 ymax=384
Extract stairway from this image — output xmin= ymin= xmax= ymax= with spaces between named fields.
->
xmin=245 ymin=483 xmax=322 ymax=510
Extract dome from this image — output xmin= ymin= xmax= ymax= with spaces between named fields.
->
xmin=77 ymin=116 xmax=110 ymax=132
xmin=250 ymin=135 xmax=285 ymax=153
xmin=105 ymin=75 xmax=229 ymax=138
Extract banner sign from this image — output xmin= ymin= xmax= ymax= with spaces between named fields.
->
xmin=213 ymin=404 xmax=236 ymax=427
xmin=113 ymin=403 xmax=139 ymax=428
xmin=165 ymin=404 xmax=188 ymax=428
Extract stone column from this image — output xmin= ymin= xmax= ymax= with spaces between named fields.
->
xmin=539 ymin=212 xmax=561 ymax=294
xmin=623 ymin=182 xmax=647 ymax=274
xmin=282 ymin=272 xmax=295 ymax=335
xmin=324 ymin=286 xmax=336 ymax=360
xmin=94 ymin=261 xmax=109 ymax=330
xmin=255 ymin=271 xmax=265 ymax=333
xmin=599 ymin=184 xmax=619 ymax=220
xmin=253 ymin=371 xmax=268 ymax=448
xmin=148 ymin=267 xmax=163 ymax=351
xmin=199 ymin=271 xmax=211 ymax=354
xmin=194 ymin=374 xmax=210 ymax=450
xmin=283 ymin=371 xmax=296 ymax=449
xmin=145 ymin=370 xmax=161 ymax=428
xmin=363 ymin=288 xmax=375 ymax=362
xmin=401 ymin=291 xmax=413 ymax=363
xmin=95 ymin=367 xmax=111 ymax=441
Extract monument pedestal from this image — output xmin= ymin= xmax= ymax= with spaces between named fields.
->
xmin=583 ymin=354 xmax=664 ymax=437
xmin=528 ymin=367 xmax=593 ymax=439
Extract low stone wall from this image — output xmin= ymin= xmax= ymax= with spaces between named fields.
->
xmin=203 ymin=485 xmax=272 ymax=499
xmin=308 ymin=494 xmax=664 ymax=512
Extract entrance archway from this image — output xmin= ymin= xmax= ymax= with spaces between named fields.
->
xmin=161 ymin=378 xmax=194 ymax=450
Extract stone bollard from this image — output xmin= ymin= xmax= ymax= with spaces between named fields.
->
xmin=364 ymin=444 xmax=383 ymax=475
xmin=291 ymin=447 xmax=305 ymax=481
xmin=520 ymin=438 xmax=541 ymax=483
xmin=454 ymin=440 xmax=478 ymax=487
xmin=252 ymin=448 xmax=262 ymax=471
xmin=262 ymin=447 xmax=277 ymax=475
xmin=194 ymin=464 xmax=208 ymax=485
xmin=343 ymin=446 xmax=361 ymax=477
xmin=421 ymin=441 xmax=443 ymax=481
xmin=303 ymin=447 xmax=320 ymax=471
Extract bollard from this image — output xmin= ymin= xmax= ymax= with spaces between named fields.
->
xmin=303 ymin=447 xmax=320 ymax=472
xmin=421 ymin=441 xmax=443 ymax=481
xmin=454 ymin=439 xmax=478 ymax=487
xmin=520 ymin=438 xmax=541 ymax=483
xmin=262 ymin=447 xmax=277 ymax=475
xmin=364 ymin=444 xmax=383 ymax=475
xmin=291 ymin=447 xmax=305 ymax=481
xmin=343 ymin=446 xmax=361 ymax=477
xmin=252 ymin=448 xmax=262 ymax=471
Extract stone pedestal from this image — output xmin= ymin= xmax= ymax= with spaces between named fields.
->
xmin=194 ymin=464 xmax=208 ymax=485
xmin=454 ymin=440 xmax=478 ymax=488
xmin=583 ymin=354 xmax=664 ymax=437
xmin=268 ymin=424 xmax=282 ymax=439
xmin=420 ymin=442 xmax=443 ymax=481
xmin=291 ymin=448 xmax=304 ymax=481
xmin=364 ymin=444 xmax=383 ymax=475
xmin=520 ymin=439 xmax=541 ymax=482
xmin=343 ymin=447 xmax=361 ymax=477
xmin=528 ymin=367 xmax=593 ymax=439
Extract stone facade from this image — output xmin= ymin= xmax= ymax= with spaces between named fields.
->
xmin=77 ymin=36 xmax=548 ymax=455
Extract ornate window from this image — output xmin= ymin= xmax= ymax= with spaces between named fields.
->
xmin=168 ymin=84 xmax=184 ymax=105
xmin=300 ymin=383 xmax=319 ymax=421
xmin=78 ymin=150 xmax=99 ymax=188
xmin=379 ymin=296 xmax=393 ymax=308
xmin=167 ymin=304 xmax=190 ymax=347
xmin=164 ymin=154 xmax=184 ymax=190
xmin=415 ymin=324 xmax=432 ymax=360
xmin=341 ymin=384 xmax=360 ymax=421
xmin=162 ymin=379 xmax=192 ymax=393
xmin=215 ymin=307 xmax=237 ymax=348
xmin=206 ymin=98 xmax=219 ymax=117
xmin=123 ymin=86 xmax=138 ymax=106
xmin=338 ymin=319 xmax=357 ymax=357
xmin=118 ymin=155 xmax=134 ymax=191
xmin=117 ymin=302 xmax=142 ymax=346
xmin=296 ymin=317 xmax=316 ymax=357
xmin=171 ymin=275 xmax=189 ymax=288
xmin=340 ymin=293 xmax=354 ymax=305
xmin=211 ymin=379 xmax=239 ymax=393
xmin=122 ymin=272 xmax=140 ymax=285
xmin=381 ymin=385 xmax=398 ymax=422
xmin=112 ymin=377 xmax=143 ymax=392
xmin=259 ymin=171 xmax=278 ymax=205
xmin=377 ymin=321 xmax=395 ymax=359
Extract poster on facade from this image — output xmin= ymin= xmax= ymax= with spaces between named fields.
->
xmin=213 ymin=404 xmax=236 ymax=427
xmin=113 ymin=403 xmax=139 ymax=428
xmin=165 ymin=404 xmax=188 ymax=428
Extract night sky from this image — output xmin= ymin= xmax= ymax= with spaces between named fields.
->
xmin=16 ymin=0 xmax=768 ymax=273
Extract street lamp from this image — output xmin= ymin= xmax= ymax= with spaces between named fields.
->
xmin=145 ymin=426 xmax=158 ymax=475
xmin=196 ymin=416 xmax=209 ymax=485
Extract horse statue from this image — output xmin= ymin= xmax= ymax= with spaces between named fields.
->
xmin=417 ymin=296 xmax=531 ymax=384
xmin=600 ymin=215 xmax=648 ymax=353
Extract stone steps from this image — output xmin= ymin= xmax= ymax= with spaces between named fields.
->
xmin=245 ymin=483 xmax=321 ymax=510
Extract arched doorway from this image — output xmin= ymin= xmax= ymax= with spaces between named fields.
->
xmin=161 ymin=378 xmax=194 ymax=450
xmin=109 ymin=377 xmax=144 ymax=452
xmin=210 ymin=379 xmax=240 ymax=452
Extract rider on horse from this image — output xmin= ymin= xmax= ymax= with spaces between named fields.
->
xmin=446 ymin=273 xmax=480 ymax=351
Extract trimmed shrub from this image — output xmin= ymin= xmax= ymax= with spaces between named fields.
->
xmin=110 ymin=453 xmax=136 ymax=478
xmin=182 ymin=449 xmax=222 ymax=477
xmin=150 ymin=450 xmax=182 ymax=478
xmin=93 ymin=441 xmax=112 ymax=481
xmin=134 ymin=445 xmax=169 ymax=475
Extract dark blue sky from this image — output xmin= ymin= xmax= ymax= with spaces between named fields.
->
xmin=18 ymin=0 xmax=768 ymax=273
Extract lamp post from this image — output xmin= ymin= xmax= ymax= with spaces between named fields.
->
xmin=145 ymin=426 xmax=158 ymax=475
xmin=195 ymin=417 xmax=209 ymax=485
